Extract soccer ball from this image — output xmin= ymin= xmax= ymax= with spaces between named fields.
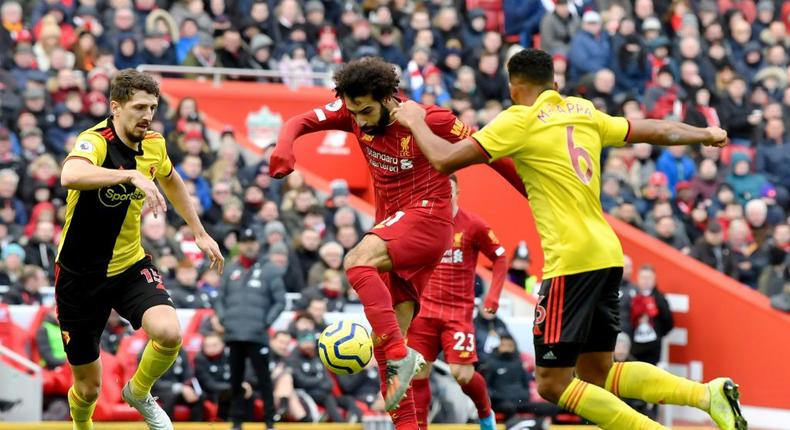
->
xmin=318 ymin=320 xmax=373 ymax=375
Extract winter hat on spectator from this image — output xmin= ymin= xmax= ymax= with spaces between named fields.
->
xmin=269 ymin=241 xmax=289 ymax=256
xmin=698 ymin=1 xmax=718 ymax=13
xmin=75 ymin=5 xmax=99 ymax=18
xmin=675 ymin=180 xmax=692 ymax=193
xmin=730 ymin=152 xmax=751 ymax=166
xmin=468 ymin=8 xmax=487 ymax=21
xmin=88 ymin=68 xmax=109 ymax=85
xmin=757 ymin=0 xmax=774 ymax=13
xmin=706 ymin=221 xmax=723 ymax=234
xmin=342 ymin=1 xmax=362 ymax=14
xmin=648 ymin=171 xmax=668 ymax=187
xmin=264 ymin=221 xmax=287 ymax=238
xmin=330 ymin=179 xmax=350 ymax=197
xmin=2 ymin=243 xmax=25 ymax=261
xmin=647 ymin=36 xmax=671 ymax=52
xmin=754 ymin=66 xmax=788 ymax=89
xmin=184 ymin=129 xmax=204 ymax=141
xmin=513 ymin=240 xmax=530 ymax=261
xmin=642 ymin=17 xmax=662 ymax=32
xmin=355 ymin=45 xmax=379 ymax=59
xmin=582 ymin=11 xmax=602 ymax=24
xmin=239 ymin=228 xmax=257 ymax=242
xmin=250 ymin=34 xmax=273 ymax=52
xmin=305 ymin=0 xmax=324 ymax=14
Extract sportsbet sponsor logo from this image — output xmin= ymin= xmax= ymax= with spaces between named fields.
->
xmin=98 ymin=184 xmax=145 ymax=207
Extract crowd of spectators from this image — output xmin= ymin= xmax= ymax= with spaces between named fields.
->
xmin=1 ymin=0 xmax=790 ymax=425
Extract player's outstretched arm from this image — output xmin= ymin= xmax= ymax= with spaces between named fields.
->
xmin=478 ymin=226 xmax=508 ymax=315
xmin=270 ymin=106 xmax=352 ymax=179
xmin=159 ymin=169 xmax=224 ymax=274
xmin=627 ymin=119 xmax=728 ymax=148
xmin=392 ymin=101 xmax=487 ymax=174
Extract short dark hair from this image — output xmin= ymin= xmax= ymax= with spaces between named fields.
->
xmin=507 ymin=48 xmax=554 ymax=86
xmin=639 ymin=264 xmax=655 ymax=273
xmin=449 ymin=174 xmax=458 ymax=185
xmin=110 ymin=69 xmax=160 ymax=104
xmin=333 ymin=57 xmax=399 ymax=101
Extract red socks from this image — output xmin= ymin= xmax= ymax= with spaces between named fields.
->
xmin=374 ymin=344 xmax=418 ymax=429
xmin=412 ymin=377 xmax=431 ymax=428
xmin=461 ymin=372 xmax=492 ymax=419
xmin=347 ymin=265 xmax=407 ymax=360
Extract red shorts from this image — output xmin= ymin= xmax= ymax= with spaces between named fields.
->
xmin=369 ymin=207 xmax=452 ymax=312
xmin=408 ymin=315 xmax=478 ymax=365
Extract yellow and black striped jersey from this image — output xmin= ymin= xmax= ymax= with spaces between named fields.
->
xmin=57 ymin=117 xmax=174 ymax=277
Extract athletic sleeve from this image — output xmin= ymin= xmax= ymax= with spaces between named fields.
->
xmin=305 ymin=99 xmax=355 ymax=133
xmin=158 ymin=145 xmax=174 ymax=179
xmin=470 ymin=109 xmax=523 ymax=161
xmin=424 ymin=106 xmax=472 ymax=143
xmin=472 ymin=217 xmax=507 ymax=313
xmin=67 ymin=132 xmax=107 ymax=166
xmin=593 ymin=109 xmax=630 ymax=148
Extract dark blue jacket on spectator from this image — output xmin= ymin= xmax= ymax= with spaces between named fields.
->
xmin=656 ymin=150 xmax=696 ymax=196
xmin=756 ymin=144 xmax=790 ymax=191
xmin=142 ymin=44 xmax=178 ymax=66
xmin=503 ymin=0 xmax=546 ymax=47
xmin=568 ymin=30 xmax=612 ymax=84
xmin=612 ymin=38 xmax=651 ymax=96
xmin=378 ymin=44 xmax=408 ymax=70
xmin=115 ymin=34 xmax=143 ymax=70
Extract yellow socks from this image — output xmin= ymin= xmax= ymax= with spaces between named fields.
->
xmin=559 ymin=378 xmax=668 ymax=430
xmin=129 ymin=340 xmax=181 ymax=399
xmin=606 ymin=362 xmax=709 ymax=411
xmin=68 ymin=387 xmax=96 ymax=430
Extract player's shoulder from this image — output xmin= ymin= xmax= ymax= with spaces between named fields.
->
xmin=144 ymin=130 xmax=165 ymax=141
xmin=75 ymin=120 xmax=111 ymax=149
xmin=460 ymin=209 xmax=488 ymax=230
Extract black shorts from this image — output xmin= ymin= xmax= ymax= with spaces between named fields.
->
xmin=533 ymin=266 xmax=623 ymax=368
xmin=55 ymin=256 xmax=174 ymax=365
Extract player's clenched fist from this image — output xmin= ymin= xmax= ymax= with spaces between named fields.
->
xmin=391 ymin=100 xmax=427 ymax=129
xmin=269 ymin=146 xmax=296 ymax=179
xmin=704 ymin=127 xmax=728 ymax=148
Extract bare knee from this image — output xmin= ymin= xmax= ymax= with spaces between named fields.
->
xmin=451 ymin=364 xmax=474 ymax=385
xmin=535 ymin=368 xmax=574 ymax=404
xmin=415 ymin=361 xmax=433 ymax=379
xmin=149 ymin=325 xmax=182 ymax=348
xmin=343 ymin=236 xmax=390 ymax=271
xmin=73 ymin=377 xmax=102 ymax=402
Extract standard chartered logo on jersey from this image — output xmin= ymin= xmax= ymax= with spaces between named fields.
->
xmin=98 ymin=184 xmax=145 ymax=207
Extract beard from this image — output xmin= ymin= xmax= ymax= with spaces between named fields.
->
xmin=126 ymin=123 xmax=148 ymax=142
xmin=361 ymin=104 xmax=391 ymax=135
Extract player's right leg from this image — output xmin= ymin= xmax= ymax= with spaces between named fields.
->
xmin=534 ymin=269 xmax=669 ymax=429
xmin=54 ymin=264 xmax=110 ymax=430
xmin=345 ymin=235 xmax=424 ymax=412
xmin=69 ymin=360 xmax=102 ymax=430
xmin=407 ymin=314 xmax=442 ymax=428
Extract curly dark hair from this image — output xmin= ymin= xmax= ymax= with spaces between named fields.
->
xmin=507 ymin=48 xmax=554 ymax=85
xmin=333 ymin=57 xmax=399 ymax=101
xmin=110 ymin=69 xmax=160 ymax=104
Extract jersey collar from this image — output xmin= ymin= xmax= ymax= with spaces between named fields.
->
xmin=107 ymin=116 xmax=145 ymax=156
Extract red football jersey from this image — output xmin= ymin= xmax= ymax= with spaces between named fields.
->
xmin=309 ymin=99 xmax=473 ymax=222
xmin=420 ymin=208 xmax=506 ymax=322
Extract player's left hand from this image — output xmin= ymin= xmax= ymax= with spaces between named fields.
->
xmin=391 ymin=100 xmax=427 ymax=129
xmin=196 ymin=231 xmax=224 ymax=274
xmin=483 ymin=296 xmax=499 ymax=315
xmin=704 ymin=127 xmax=727 ymax=147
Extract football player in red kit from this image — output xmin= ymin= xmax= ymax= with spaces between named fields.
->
xmin=409 ymin=175 xmax=506 ymax=430
xmin=269 ymin=57 xmax=525 ymax=430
